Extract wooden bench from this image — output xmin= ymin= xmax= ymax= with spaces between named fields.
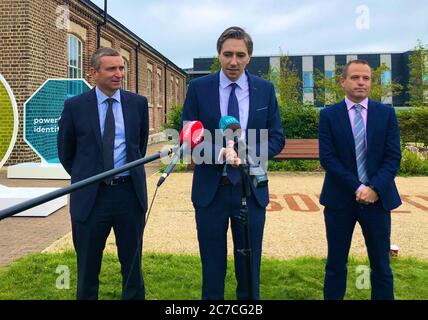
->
xmin=274 ymin=139 xmax=319 ymax=160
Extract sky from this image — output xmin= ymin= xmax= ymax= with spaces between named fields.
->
xmin=90 ymin=0 xmax=428 ymax=69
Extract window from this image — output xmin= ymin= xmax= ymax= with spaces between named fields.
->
xmin=381 ymin=70 xmax=391 ymax=86
xmin=122 ymin=58 xmax=130 ymax=90
xmin=171 ymin=76 xmax=175 ymax=104
xmin=147 ymin=68 xmax=153 ymax=105
xmin=67 ymin=34 xmax=82 ymax=79
xmin=157 ymin=69 xmax=162 ymax=106
xmin=176 ymin=78 xmax=179 ymax=103
xmin=325 ymin=70 xmax=335 ymax=79
xmin=303 ymin=71 xmax=314 ymax=93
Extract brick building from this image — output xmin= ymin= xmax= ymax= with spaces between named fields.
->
xmin=0 ymin=0 xmax=186 ymax=165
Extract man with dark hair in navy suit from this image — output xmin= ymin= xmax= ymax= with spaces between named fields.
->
xmin=58 ymin=47 xmax=149 ymax=300
xmin=182 ymin=26 xmax=285 ymax=300
xmin=319 ymin=59 xmax=402 ymax=300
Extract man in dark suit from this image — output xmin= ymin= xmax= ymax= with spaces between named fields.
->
xmin=58 ymin=47 xmax=149 ymax=300
xmin=319 ymin=59 xmax=402 ymax=300
xmin=182 ymin=27 xmax=285 ymax=300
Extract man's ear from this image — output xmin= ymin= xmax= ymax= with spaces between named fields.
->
xmin=89 ymin=67 xmax=97 ymax=80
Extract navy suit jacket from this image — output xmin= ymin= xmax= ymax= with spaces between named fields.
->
xmin=57 ymin=88 xmax=149 ymax=222
xmin=319 ymin=99 xmax=402 ymax=211
xmin=182 ymin=71 xmax=285 ymax=208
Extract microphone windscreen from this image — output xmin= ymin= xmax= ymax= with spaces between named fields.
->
xmin=219 ymin=116 xmax=241 ymax=133
xmin=180 ymin=121 xmax=204 ymax=149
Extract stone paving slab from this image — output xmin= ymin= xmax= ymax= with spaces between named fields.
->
xmin=0 ymin=142 xmax=169 ymax=267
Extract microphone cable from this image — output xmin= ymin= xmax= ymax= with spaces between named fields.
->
xmin=122 ymin=178 xmax=160 ymax=297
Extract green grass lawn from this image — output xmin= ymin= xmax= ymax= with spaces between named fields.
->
xmin=0 ymin=251 xmax=427 ymax=300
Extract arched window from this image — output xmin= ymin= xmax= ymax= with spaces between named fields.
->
xmin=67 ymin=34 xmax=82 ymax=78
xmin=122 ymin=58 xmax=130 ymax=90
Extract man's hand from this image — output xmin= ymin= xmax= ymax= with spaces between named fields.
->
xmin=224 ymin=140 xmax=241 ymax=167
xmin=356 ymin=186 xmax=379 ymax=205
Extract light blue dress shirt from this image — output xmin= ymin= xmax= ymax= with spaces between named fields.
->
xmin=95 ymin=87 xmax=128 ymax=176
xmin=219 ymin=69 xmax=250 ymax=131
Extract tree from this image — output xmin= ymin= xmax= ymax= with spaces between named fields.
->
xmin=210 ymin=57 xmax=221 ymax=73
xmin=314 ymin=63 xmax=344 ymax=106
xmin=369 ymin=63 xmax=403 ymax=103
xmin=314 ymin=63 xmax=402 ymax=106
xmin=276 ymin=54 xmax=302 ymax=107
xmin=407 ymin=40 xmax=428 ymax=108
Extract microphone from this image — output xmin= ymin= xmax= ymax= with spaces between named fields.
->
xmin=219 ymin=115 xmax=243 ymax=160
xmin=157 ymin=120 xmax=204 ymax=187
xmin=219 ymin=116 xmax=268 ymax=188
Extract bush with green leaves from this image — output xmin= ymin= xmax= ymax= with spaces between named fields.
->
xmin=399 ymin=146 xmax=428 ymax=176
xmin=163 ymin=104 xmax=183 ymax=132
xmin=396 ymin=107 xmax=428 ymax=147
xmin=280 ymin=102 xmax=320 ymax=138
xmin=268 ymin=159 xmax=322 ymax=172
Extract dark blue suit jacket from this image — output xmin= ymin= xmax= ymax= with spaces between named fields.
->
xmin=57 ymin=88 xmax=149 ymax=222
xmin=319 ymin=99 xmax=402 ymax=211
xmin=182 ymin=71 xmax=285 ymax=208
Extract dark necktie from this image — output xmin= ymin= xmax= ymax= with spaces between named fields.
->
xmin=226 ymin=83 xmax=240 ymax=185
xmin=103 ymin=98 xmax=115 ymax=184
xmin=228 ymin=83 xmax=240 ymax=121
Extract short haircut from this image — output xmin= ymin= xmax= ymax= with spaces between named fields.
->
xmin=91 ymin=47 xmax=121 ymax=70
xmin=216 ymin=26 xmax=253 ymax=56
xmin=341 ymin=59 xmax=371 ymax=78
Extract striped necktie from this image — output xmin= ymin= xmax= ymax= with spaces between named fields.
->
xmin=353 ymin=104 xmax=368 ymax=184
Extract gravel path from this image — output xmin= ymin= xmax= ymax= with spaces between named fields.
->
xmin=44 ymin=172 xmax=428 ymax=261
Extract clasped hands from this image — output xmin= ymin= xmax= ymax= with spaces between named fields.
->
xmin=224 ymin=140 xmax=241 ymax=167
xmin=356 ymin=185 xmax=378 ymax=205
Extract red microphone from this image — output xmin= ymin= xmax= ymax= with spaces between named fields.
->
xmin=157 ymin=121 xmax=204 ymax=186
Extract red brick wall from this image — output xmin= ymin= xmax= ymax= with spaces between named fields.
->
xmin=0 ymin=0 xmax=186 ymax=165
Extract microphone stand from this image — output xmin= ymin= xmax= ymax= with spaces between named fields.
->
xmin=0 ymin=148 xmax=172 ymax=220
xmin=236 ymin=139 xmax=255 ymax=300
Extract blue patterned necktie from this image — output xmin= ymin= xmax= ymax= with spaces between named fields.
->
xmin=102 ymin=98 xmax=115 ymax=184
xmin=226 ymin=83 xmax=240 ymax=185
xmin=353 ymin=104 xmax=368 ymax=184
xmin=228 ymin=83 xmax=240 ymax=121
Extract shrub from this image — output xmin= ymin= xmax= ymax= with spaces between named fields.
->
xmin=280 ymin=102 xmax=320 ymax=138
xmin=163 ymin=104 xmax=183 ymax=132
xmin=268 ymin=159 xmax=322 ymax=172
xmin=399 ymin=148 xmax=428 ymax=176
xmin=396 ymin=107 xmax=428 ymax=147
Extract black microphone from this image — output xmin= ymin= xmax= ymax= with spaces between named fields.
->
xmin=157 ymin=120 xmax=204 ymax=187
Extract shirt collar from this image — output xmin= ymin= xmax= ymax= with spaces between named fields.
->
xmin=219 ymin=69 xmax=248 ymax=90
xmin=95 ymin=86 xmax=121 ymax=105
xmin=345 ymin=96 xmax=368 ymax=111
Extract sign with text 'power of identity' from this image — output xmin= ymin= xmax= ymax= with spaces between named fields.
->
xmin=24 ymin=79 xmax=91 ymax=163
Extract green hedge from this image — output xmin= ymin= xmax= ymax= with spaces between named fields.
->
xmin=280 ymin=102 xmax=319 ymax=138
xmin=396 ymin=108 xmax=428 ymax=147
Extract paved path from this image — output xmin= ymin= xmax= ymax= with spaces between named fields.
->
xmin=0 ymin=142 xmax=169 ymax=267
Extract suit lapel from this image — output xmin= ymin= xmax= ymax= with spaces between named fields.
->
xmin=366 ymin=99 xmax=378 ymax=155
xmin=211 ymin=73 xmax=221 ymax=128
xmin=247 ymin=72 xmax=257 ymax=130
xmin=120 ymin=90 xmax=132 ymax=151
xmin=87 ymin=88 xmax=102 ymax=149
xmin=338 ymin=100 xmax=356 ymax=154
